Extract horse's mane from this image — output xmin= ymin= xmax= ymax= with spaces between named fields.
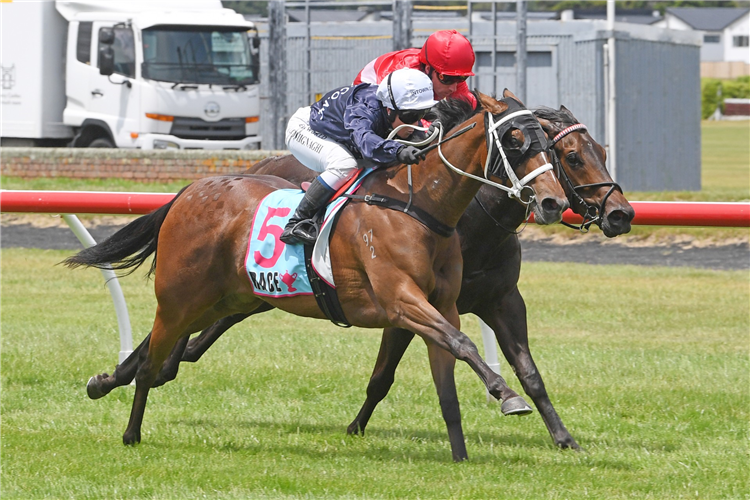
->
xmin=425 ymin=91 xmax=482 ymax=131
xmin=532 ymin=106 xmax=579 ymax=128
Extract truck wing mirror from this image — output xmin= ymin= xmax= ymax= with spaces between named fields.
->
xmin=99 ymin=27 xmax=115 ymax=45
xmin=252 ymin=36 xmax=261 ymax=50
xmin=99 ymin=46 xmax=115 ymax=76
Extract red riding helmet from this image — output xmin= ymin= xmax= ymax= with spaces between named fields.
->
xmin=418 ymin=30 xmax=476 ymax=77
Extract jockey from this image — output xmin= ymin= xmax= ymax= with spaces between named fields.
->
xmin=280 ymin=68 xmax=438 ymax=246
xmin=354 ymin=29 xmax=477 ymax=109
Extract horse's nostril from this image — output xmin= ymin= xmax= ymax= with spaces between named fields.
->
xmin=608 ymin=209 xmax=634 ymax=225
xmin=541 ymin=198 xmax=559 ymax=213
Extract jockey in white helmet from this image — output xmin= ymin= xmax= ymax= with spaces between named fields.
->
xmin=280 ymin=68 xmax=438 ymax=245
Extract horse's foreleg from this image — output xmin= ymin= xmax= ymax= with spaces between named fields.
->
xmin=388 ymin=293 xmax=529 ymax=410
xmin=87 ymin=332 xmax=151 ymax=399
xmin=347 ymin=327 xmax=415 ymax=436
xmin=425 ymin=340 xmax=467 ymax=462
xmin=480 ymin=288 xmax=578 ymax=449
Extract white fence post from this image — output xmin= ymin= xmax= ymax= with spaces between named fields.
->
xmin=62 ymin=214 xmax=133 ymax=364
xmin=479 ymin=318 xmax=501 ymax=402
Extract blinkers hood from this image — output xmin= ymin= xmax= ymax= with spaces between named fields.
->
xmin=484 ymin=98 xmax=550 ymax=180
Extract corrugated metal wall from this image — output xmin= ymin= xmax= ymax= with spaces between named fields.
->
xmin=255 ymin=16 xmax=701 ymax=191
xmin=616 ymin=37 xmax=702 ymax=191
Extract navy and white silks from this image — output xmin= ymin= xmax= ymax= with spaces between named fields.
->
xmin=285 ymin=83 xmax=402 ymax=190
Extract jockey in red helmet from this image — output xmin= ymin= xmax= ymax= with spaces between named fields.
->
xmin=354 ymin=29 xmax=477 ymax=109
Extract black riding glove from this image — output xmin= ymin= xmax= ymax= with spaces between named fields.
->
xmin=397 ymin=145 xmax=423 ymax=165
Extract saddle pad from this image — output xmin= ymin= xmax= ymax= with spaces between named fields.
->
xmin=245 ymin=190 xmax=312 ymax=297
xmin=311 ymin=169 xmax=374 ymax=287
xmin=246 ymin=170 xmax=375 ymax=297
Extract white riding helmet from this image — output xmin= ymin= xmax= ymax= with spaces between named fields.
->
xmin=376 ymin=68 xmax=439 ymax=111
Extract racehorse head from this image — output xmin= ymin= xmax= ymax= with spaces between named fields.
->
xmin=427 ymin=90 xmax=568 ymax=226
xmin=535 ymin=106 xmax=634 ymax=237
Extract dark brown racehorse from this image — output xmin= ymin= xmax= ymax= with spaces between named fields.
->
xmin=67 ymin=90 xmax=569 ymax=449
xmin=161 ymin=104 xmax=634 ymax=461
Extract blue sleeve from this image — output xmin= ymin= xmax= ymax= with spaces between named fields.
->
xmin=344 ymin=96 xmax=402 ymax=166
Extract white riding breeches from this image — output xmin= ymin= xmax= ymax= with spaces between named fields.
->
xmin=285 ymin=106 xmax=360 ymax=190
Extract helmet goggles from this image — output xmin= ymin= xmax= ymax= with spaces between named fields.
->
xmin=436 ymin=73 xmax=469 ymax=85
xmin=397 ymin=108 xmax=429 ymax=124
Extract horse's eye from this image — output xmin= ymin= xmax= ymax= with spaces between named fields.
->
xmin=566 ymin=152 xmax=582 ymax=167
xmin=505 ymin=134 xmax=522 ymax=149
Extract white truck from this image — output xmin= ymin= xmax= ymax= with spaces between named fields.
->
xmin=1 ymin=0 xmax=262 ymax=149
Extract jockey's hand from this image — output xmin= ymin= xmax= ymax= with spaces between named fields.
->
xmin=397 ymin=145 xmax=423 ymax=165
xmin=427 ymin=121 xmax=440 ymax=137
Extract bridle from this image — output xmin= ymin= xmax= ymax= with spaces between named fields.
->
xmin=436 ymin=98 xmax=554 ymax=206
xmin=548 ymin=123 xmax=623 ymax=232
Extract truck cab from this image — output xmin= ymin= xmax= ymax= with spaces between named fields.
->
xmin=1 ymin=0 xmax=261 ymax=150
xmin=60 ymin=1 xmax=261 ymax=149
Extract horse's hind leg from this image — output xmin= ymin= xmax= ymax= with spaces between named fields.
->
xmin=151 ymin=335 xmax=190 ymax=388
xmin=123 ymin=313 xmax=186 ymax=445
xmin=347 ymin=327 xmax=414 ymax=436
xmin=425 ymin=341 xmax=467 ymax=462
xmin=480 ymin=289 xmax=578 ymax=449
xmin=152 ymin=307 xmax=271 ymax=387
xmin=87 ymin=332 xmax=151 ymax=399
xmin=181 ymin=310 xmax=262 ymax=362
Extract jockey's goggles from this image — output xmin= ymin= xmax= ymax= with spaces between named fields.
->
xmin=397 ymin=108 xmax=429 ymax=124
xmin=436 ymin=73 xmax=469 ymax=85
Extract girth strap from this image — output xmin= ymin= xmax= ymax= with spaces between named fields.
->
xmin=343 ymin=192 xmax=455 ymax=238
xmin=303 ymin=242 xmax=351 ymax=328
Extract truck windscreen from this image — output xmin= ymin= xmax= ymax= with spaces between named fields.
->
xmin=142 ymin=27 xmax=259 ymax=86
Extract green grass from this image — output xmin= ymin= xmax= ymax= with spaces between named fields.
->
xmin=2 ymin=249 xmax=748 ymax=499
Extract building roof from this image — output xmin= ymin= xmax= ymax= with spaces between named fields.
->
xmin=286 ymin=8 xmax=371 ymax=23
xmin=571 ymin=8 xmax=662 ymax=25
xmin=478 ymin=11 xmax=559 ymax=21
xmin=666 ymin=7 xmax=750 ymax=31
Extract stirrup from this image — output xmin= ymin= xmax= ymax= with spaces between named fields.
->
xmin=280 ymin=219 xmax=319 ymax=246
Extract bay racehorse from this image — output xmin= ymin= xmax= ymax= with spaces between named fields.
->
xmin=151 ymin=103 xmax=634 ymax=461
xmin=67 ymin=90 xmax=569 ymax=450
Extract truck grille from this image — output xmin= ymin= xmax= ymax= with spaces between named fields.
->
xmin=170 ymin=117 xmax=246 ymax=141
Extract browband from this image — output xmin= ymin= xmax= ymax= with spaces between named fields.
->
xmin=551 ymin=123 xmax=587 ymax=146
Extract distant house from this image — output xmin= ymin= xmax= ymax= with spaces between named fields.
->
xmin=558 ymin=7 xmax=662 ymax=25
xmin=652 ymin=7 xmax=749 ymax=77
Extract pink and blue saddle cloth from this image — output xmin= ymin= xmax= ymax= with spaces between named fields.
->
xmin=244 ymin=171 xmax=372 ymax=297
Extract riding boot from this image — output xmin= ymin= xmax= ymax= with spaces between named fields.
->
xmin=280 ymin=177 xmax=336 ymax=245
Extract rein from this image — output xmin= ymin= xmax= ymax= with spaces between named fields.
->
xmin=548 ymin=123 xmax=623 ymax=232
xmin=344 ymin=99 xmax=555 ymax=238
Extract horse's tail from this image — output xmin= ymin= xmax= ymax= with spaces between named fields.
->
xmin=62 ymin=186 xmax=189 ymax=278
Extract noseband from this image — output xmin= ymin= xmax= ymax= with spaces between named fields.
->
xmin=548 ymin=123 xmax=623 ymax=232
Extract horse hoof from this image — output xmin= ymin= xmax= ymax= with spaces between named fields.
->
xmin=346 ymin=422 xmax=364 ymax=436
xmin=501 ymin=396 xmax=533 ymax=416
xmin=123 ymin=431 xmax=140 ymax=445
xmin=86 ymin=375 xmax=107 ymax=400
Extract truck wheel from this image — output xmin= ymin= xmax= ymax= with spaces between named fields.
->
xmin=88 ymin=137 xmax=115 ymax=148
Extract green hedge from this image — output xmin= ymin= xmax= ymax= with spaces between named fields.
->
xmin=701 ymin=76 xmax=750 ymax=119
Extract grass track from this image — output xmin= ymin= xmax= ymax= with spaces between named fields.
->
xmin=2 ymin=250 xmax=748 ymax=499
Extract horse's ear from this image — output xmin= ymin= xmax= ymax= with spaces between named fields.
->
xmin=502 ymin=88 xmax=525 ymax=106
xmin=476 ymin=91 xmax=495 ymax=108
xmin=477 ymin=91 xmax=508 ymax=114
xmin=536 ymin=116 xmax=554 ymax=137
